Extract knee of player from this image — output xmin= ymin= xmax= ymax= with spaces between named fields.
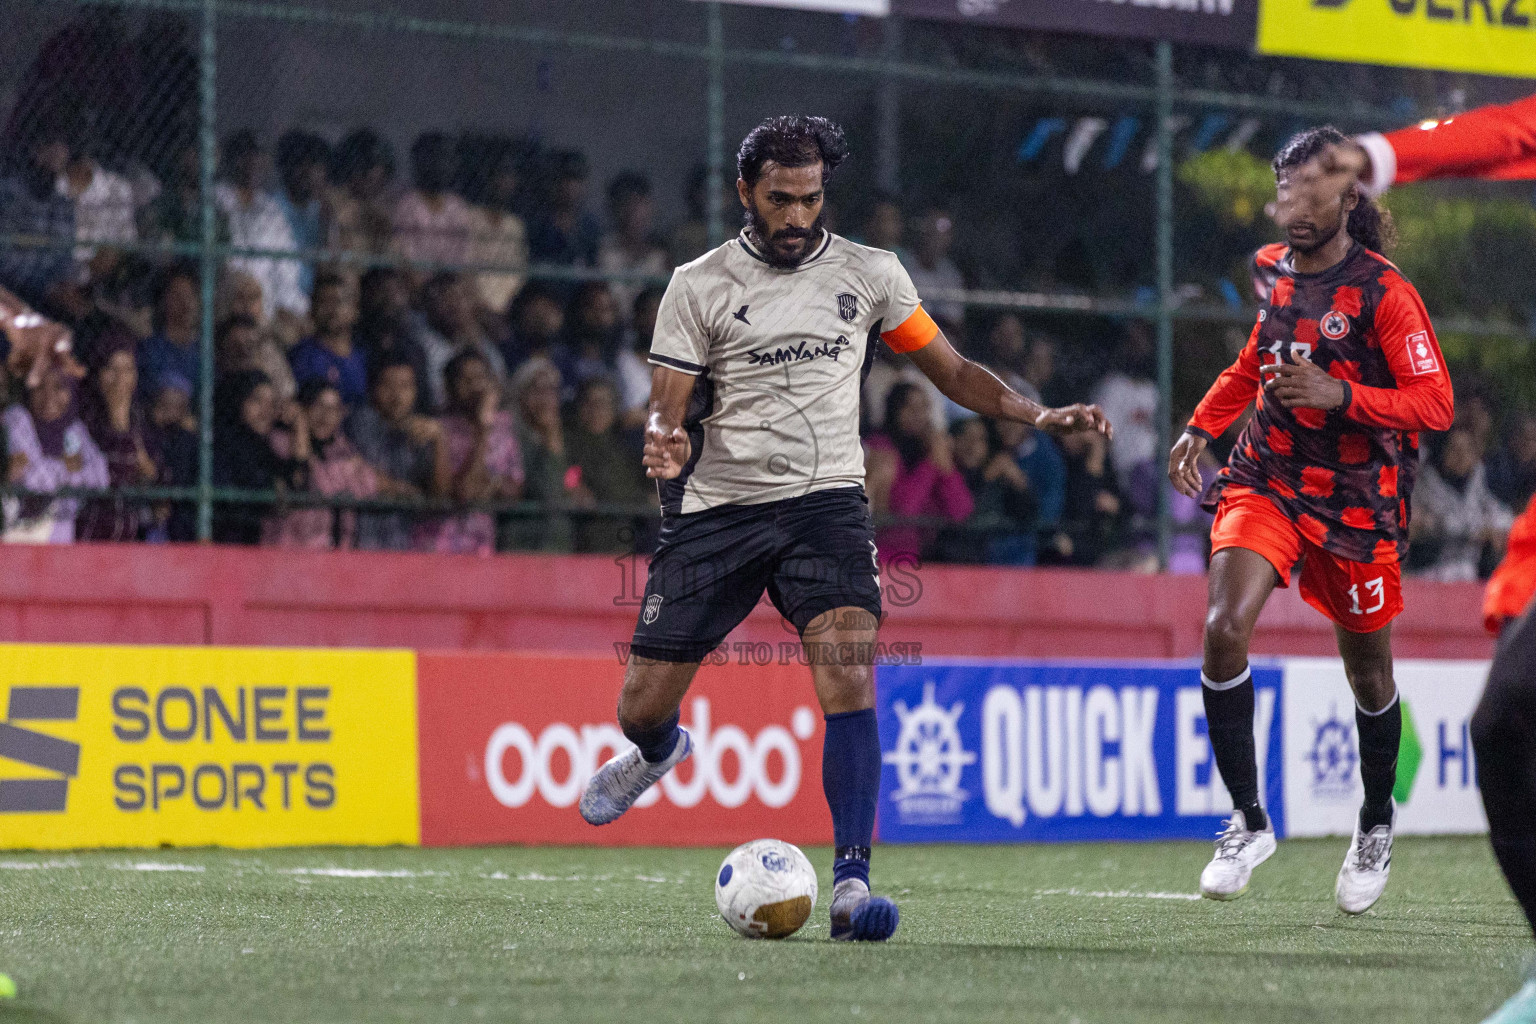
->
xmin=1344 ymin=665 xmax=1396 ymax=710
xmin=1203 ymin=607 xmax=1252 ymax=657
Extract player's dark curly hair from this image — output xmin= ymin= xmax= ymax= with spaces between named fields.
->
xmin=1274 ymin=125 xmax=1396 ymax=255
xmin=737 ymin=115 xmax=849 ymax=186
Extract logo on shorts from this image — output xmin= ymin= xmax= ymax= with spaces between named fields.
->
xmin=642 ymin=594 xmax=664 ymax=625
xmin=1320 ymin=310 xmax=1350 ymax=340
xmin=1406 ymin=331 xmax=1440 ymax=375
xmin=836 ymin=293 xmax=858 ymax=323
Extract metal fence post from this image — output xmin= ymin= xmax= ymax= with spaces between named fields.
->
xmin=197 ymin=0 xmax=218 ymax=542
xmin=876 ymin=14 xmax=902 ymax=194
xmin=1154 ymin=39 xmax=1175 ymax=571
xmin=705 ymin=1 xmax=726 ymax=249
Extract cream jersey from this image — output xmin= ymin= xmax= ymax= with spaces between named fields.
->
xmin=649 ymin=229 xmax=937 ymax=515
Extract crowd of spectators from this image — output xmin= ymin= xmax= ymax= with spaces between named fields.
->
xmin=0 ymin=99 xmax=1527 ymax=573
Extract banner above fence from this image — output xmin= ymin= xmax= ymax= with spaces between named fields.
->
xmin=1257 ymin=0 xmax=1536 ymax=79
xmin=894 ymin=0 xmax=1259 ymax=48
xmin=687 ymin=0 xmax=892 ymax=14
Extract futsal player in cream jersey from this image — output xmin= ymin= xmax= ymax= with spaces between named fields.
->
xmin=580 ymin=115 xmax=1112 ymax=941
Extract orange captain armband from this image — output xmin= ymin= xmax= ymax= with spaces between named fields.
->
xmin=880 ymin=305 xmax=940 ymax=354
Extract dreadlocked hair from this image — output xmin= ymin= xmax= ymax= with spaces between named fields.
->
xmin=1273 ymin=125 xmax=1397 ymax=256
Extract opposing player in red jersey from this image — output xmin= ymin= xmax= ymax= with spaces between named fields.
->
xmin=1318 ymin=93 xmax=1536 ymax=1024
xmin=1168 ymin=126 xmax=1454 ymax=912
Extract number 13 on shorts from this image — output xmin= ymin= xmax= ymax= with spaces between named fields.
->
xmin=1349 ymin=577 xmax=1386 ymax=616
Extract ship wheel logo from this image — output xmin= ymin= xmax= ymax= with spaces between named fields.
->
xmin=883 ymin=682 xmax=977 ymax=819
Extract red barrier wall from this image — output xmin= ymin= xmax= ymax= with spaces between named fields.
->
xmin=0 ymin=543 xmax=1494 ymax=659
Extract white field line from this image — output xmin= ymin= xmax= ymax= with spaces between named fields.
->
xmin=1034 ymin=887 xmax=1202 ymax=901
xmin=113 ymin=862 xmax=206 ymax=872
xmin=278 ymin=867 xmax=448 ymax=879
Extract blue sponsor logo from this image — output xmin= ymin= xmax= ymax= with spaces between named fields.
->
xmin=876 ymin=662 xmax=1285 ymax=842
xmin=1305 ymin=707 xmax=1358 ymax=801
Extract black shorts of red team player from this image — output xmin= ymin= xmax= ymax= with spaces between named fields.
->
xmin=630 ymin=485 xmax=884 ymax=664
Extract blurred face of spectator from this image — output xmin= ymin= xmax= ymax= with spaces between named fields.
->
xmin=577 ymin=382 xmax=617 ymax=436
xmin=574 ymin=286 xmax=618 ymax=337
xmin=241 ymin=381 xmax=278 ymax=436
xmin=554 ymin=173 xmax=586 ymax=212
xmin=305 ymin=386 xmax=345 ymax=442
xmin=33 ymin=138 xmax=69 ymax=178
xmin=1459 ymin=394 xmax=1494 ymax=451
xmin=489 ymin=163 xmax=519 ymax=209
xmin=988 ymin=315 xmax=1026 ymax=365
xmin=428 ymin=277 xmax=476 ymax=336
xmin=152 ymin=385 xmax=191 ymax=429
xmin=413 ymin=144 xmax=454 ymax=195
xmin=515 ymin=294 xmax=564 ymax=343
xmin=518 ymin=366 xmax=561 ymax=431
xmin=893 ymin=387 xmax=932 ymax=440
xmin=230 ymin=147 xmax=265 ymax=192
xmin=866 ymin=201 xmax=902 ymax=251
xmin=161 ymin=275 xmax=199 ymax=334
xmin=1513 ymin=416 xmax=1536 ymax=466
xmin=373 ymin=365 xmax=418 ymax=424
xmin=993 ymin=417 xmax=1028 ymax=451
xmin=447 ymin=356 xmax=494 ymax=416
xmin=361 ymin=271 xmax=409 ymax=324
xmin=313 ymin=280 xmax=358 ymax=338
xmin=915 ymin=210 xmax=954 ymax=266
xmin=613 ymin=193 xmax=653 ymax=241
xmin=1440 ymin=429 xmax=1480 ymax=481
xmin=353 ymin=160 xmax=390 ymax=201
xmin=282 ymin=157 xmax=327 ymax=205
xmin=1025 ymin=337 xmax=1056 ymax=387
xmin=952 ymin=419 xmax=988 ymax=471
xmin=225 ymin=273 xmax=265 ymax=323
xmin=219 ymin=321 xmax=260 ymax=368
xmin=97 ymin=350 xmax=137 ymax=405
xmin=30 ymin=369 xmax=73 ymax=425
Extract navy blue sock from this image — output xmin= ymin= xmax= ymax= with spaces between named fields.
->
xmin=823 ymin=708 xmax=880 ymax=887
xmin=622 ymin=708 xmax=680 ymax=764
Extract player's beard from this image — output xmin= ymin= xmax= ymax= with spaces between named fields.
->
xmin=744 ymin=200 xmax=825 ymax=269
xmin=1287 ymin=213 xmax=1344 ymax=256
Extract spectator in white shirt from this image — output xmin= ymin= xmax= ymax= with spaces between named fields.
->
xmin=903 ymin=206 xmax=965 ymax=331
xmin=393 ymin=132 xmax=474 ymax=279
xmin=1090 ymin=321 xmax=1159 ymax=495
xmin=214 ymin=130 xmax=307 ymax=325
xmin=56 ymin=146 xmax=136 ymax=261
xmin=615 ymin=287 xmax=663 ymax=430
xmin=596 ymin=171 xmax=668 ymax=324
xmin=1413 ymin=425 xmax=1516 ymax=583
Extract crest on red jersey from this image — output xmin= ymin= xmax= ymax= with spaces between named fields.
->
xmin=1320 ymin=310 xmax=1350 ymax=340
xmin=1406 ymin=331 xmax=1440 ymax=375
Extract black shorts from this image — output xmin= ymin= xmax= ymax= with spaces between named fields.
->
xmin=630 ymin=485 xmax=883 ymax=663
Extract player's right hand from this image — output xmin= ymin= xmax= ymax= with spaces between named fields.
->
xmin=642 ymin=424 xmax=692 ymax=479
xmin=1168 ymin=430 xmax=1208 ymax=499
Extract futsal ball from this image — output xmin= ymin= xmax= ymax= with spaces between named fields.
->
xmin=714 ymin=839 xmax=818 ymax=939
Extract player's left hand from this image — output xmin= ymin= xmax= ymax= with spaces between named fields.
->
xmin=1262 ymin=354 xmax=1346 ymax=412
xmin=642 ymin=423 xmax=692 ymax=479
xmin=1034 ymin=403 xmax=1113 ymax=439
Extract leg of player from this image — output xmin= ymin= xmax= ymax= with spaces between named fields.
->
xmin=1199 ymin=547 xmax=1280 ymax=901
xmin=1472 ymin=605 xmax=1536 ymax=1023
xmin=1333 ymin=624 xmax=1399 ymax=915
xmin=578 ymin=657 xmax=699 ymax=826
xmin=802 ymin=606 xmax=899 ymax=942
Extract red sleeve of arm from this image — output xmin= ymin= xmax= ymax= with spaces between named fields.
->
xmin=1382 ymin=94 xmax=1536 ymax=185
xmin=1344 ymin=279 xmax=1455 ymax=432
xmin=1187 ymin=322 xmax=1262 ymax=442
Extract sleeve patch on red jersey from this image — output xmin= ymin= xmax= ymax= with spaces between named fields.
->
xmin=1405 ymin=331 xmax=1441 ymax=375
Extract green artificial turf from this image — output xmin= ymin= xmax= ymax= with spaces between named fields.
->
xmin=0 ymin=838 xmax=1523 ymax=1023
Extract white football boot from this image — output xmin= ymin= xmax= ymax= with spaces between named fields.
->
xmin=578 ymin=728 xmax=693 ymax=825
xmin=1336 ymin=814 xmax=1393 ymax=915
xmin=1199 ymin=809 xmax=1277 ymax=901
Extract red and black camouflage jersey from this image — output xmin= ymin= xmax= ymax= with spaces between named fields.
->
xmin=1191 ymin=242 xmax=1455 ymax=565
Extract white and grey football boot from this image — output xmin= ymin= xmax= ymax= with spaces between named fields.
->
xmin=578 ymin=728 xmax=693 ymax=826
xmin=1199 ymin=809 xmax=1277 ymax=901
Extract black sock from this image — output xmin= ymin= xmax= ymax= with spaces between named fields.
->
xmin=621 ymin=707 xmax=681 ymax=764
xmin=1202 ymin=667 xmax=1267 ymax=832
xmin=823 ymin=709 xmax=880 ymax=887
xmin=1356 ymin=694 xmax=1401 ymax=832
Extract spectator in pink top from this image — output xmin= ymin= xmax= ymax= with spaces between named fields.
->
xmin=864 ymin=381 xmax=974 ymax=565
xmin=393 ymin=133 xmax=474 ymax=278
xmin=424 ymin=348 xmax=524 ymax=554
xmin=263 ymin=379 xmax=380 ymax=549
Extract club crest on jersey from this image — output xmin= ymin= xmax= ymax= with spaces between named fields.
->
xmin=1320 ymin=310 xmax=1350 ymax=340
xmin=836 ymin=293 xmax=858 ymax=322
xmin=643 ymin=594 xmax=664 ymax=625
